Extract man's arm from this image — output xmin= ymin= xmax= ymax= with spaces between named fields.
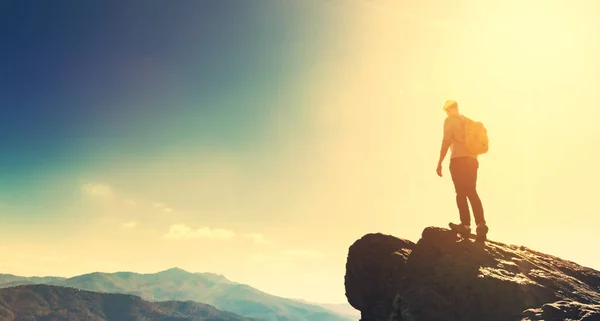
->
xmin=436 ymin=118 xmax=453 ymax=174
xmin=437 ymin=138 xmax=452 ymax=166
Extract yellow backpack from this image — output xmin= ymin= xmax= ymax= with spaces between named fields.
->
xmin=463 ymin=116 xmax=489 ymax=155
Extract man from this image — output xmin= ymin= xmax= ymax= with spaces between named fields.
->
xmin=436 ymin=100 xmax=488 ymax=242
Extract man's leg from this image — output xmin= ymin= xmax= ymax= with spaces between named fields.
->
xmin=465 ymin=158 xmax=485 ymax=226
xmin=464 ymin=157 xmax=488 ymax=241
xmin=449 ymin=157 xmax=471 ymax=227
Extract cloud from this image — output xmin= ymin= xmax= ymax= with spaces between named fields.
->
xmin=281 ymin=249 xmax=325 ymax=260
xmin=81 ymin=183 xmax=115 ymax=198
xmin=154 ymin=202 xmax=174 ymax=213
xmin=81 ymin=183 xmax=172 ymax=212
xmin=245 ymin=233 xmax=269 ymax=244
xmin=121 ymin=221 xmax=138 ymax=228
xmin=161 ymin=224 xmax=235 ymax=240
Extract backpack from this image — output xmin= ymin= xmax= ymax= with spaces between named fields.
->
xmin=462 ymin=116 xmax=489 ymax=155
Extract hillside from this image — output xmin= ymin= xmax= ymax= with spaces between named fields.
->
xmin=345 ymin=227 xmax=600 ymax=321
xmin=0 ymin=284 xmax=255 ymax=321
xmin=0 ymin=269 xmax=351 ymax=321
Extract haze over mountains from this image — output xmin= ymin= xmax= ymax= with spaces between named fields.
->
xmin=0 ymin=268 xmax=356 ymax=321
xmin=292 ymin=300 xmax=360 ymax=320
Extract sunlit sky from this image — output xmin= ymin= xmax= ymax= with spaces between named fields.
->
xmin=1 ymin=0 xmax=600 ymax=304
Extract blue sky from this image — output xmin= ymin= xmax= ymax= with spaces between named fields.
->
xmin=2 ymin=0 xmax=600 ymax=305
xmin=0 ymin=1 xmax=346 ymax=219
xmin=0 ymin=0 xmax=362 ymax=303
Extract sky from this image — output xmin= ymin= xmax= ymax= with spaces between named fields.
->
xmin=1 ymin=0 xmax=600 ymax=304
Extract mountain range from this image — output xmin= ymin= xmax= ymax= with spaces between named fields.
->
xmin=0 ymin=268 xmax=356 ymax=321
xmin=0 ymin=284 xmax=255 ymax=320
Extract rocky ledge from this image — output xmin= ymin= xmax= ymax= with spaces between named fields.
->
xmin=344 ymin=227 xmax=600 ymax=321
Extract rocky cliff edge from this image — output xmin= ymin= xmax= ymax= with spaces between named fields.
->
xmin=345 ymin=227 xmax=600 ymax=321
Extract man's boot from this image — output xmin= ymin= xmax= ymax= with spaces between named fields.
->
xmin=475 ymin=224 xmax=489 ymax=242
xmin=449 ymin=222 xmax=471 ymax=239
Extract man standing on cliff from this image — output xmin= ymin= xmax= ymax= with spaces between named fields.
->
xmin=436 ymin=100 xmax=489 ymax=242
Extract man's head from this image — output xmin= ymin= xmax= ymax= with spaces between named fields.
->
xmin=443 ymin=100 xmax=459 ymax=116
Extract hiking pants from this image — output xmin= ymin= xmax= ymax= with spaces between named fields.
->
xmin=449 ymin=156 xmax=485 ymax=226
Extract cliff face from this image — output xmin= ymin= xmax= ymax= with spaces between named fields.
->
xmin=344 ymin=227 xmax=600 ymax=321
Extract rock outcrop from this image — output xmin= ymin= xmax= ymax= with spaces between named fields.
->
xmin=345 ymin=227 xmax=600 ymax=321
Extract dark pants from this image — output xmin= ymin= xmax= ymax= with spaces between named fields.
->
xmin=449 ymin=156 xmax=485 ymax=226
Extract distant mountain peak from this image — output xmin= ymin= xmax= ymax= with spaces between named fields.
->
xmin=158 ymin=267 xmax=190 ymax=274
xmin=0 ymin=267 xmax=353 ymax=321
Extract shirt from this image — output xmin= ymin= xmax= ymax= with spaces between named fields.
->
xmin=443 ymin=114 xmax=478 ymax=159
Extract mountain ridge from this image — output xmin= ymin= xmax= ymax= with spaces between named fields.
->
xmin=0 ymin=268 xmax=353 ymax=321
xmin=0 ymin=283 xmax=256 ymax=320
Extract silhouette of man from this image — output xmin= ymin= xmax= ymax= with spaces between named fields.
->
xmin=436 ymin=100 xmax=488 ymax=242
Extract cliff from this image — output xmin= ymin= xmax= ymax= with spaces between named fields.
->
xmin=344 ymin=227 xmax=600 ymax=321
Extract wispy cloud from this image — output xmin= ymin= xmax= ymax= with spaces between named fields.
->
xmin=81 ymin=183 xmax=176 ymax=214
xmin=154 ymin=202 xmax=174 ymax=213
xmin=121 ymin=221 xmax=138 ymax=228
xmin=81 ymin=183 xmax=115 ymax=198
xmin=161 ymin=224 xmax=235 ymax=240
xmin=281 ymin=249 xmax=325 ymax=260
xmin=245 ymin=233 xmax=269 ymax=244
